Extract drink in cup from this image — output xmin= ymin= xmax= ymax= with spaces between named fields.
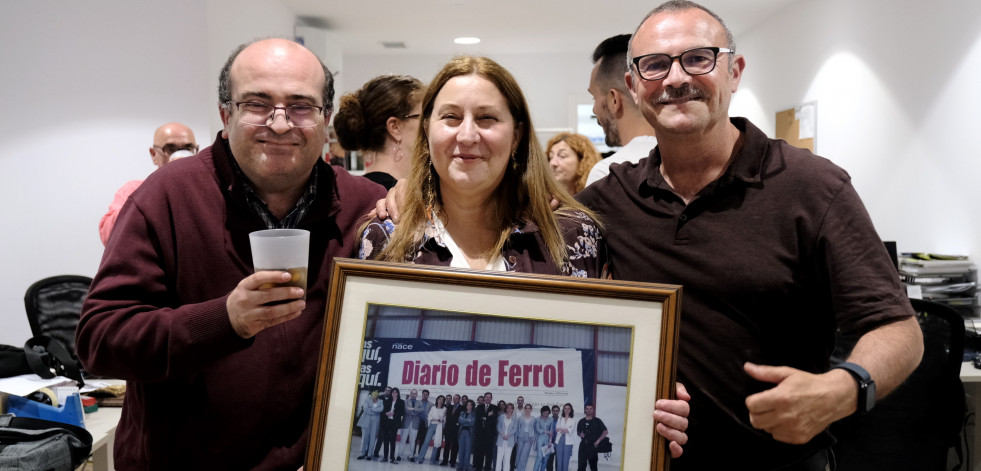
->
xmin=249 ymin=228 xmax=310 ymax=304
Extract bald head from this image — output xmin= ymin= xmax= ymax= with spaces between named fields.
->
xmin=218 ymin=38 xmax=334 ymax=115
xmin=149 ymin=122 xmax=197 ymax=168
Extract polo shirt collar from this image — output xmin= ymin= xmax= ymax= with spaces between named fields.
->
xmin=645 ymin=117 xmax=770 ymax=190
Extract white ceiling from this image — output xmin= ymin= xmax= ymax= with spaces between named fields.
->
xmin=282 ymin=0 xmax=804 ymax=56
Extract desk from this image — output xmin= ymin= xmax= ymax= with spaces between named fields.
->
xmin=85 ymin=406 xmax=121 ymax=471
xmin=961 ymin=362 xmax=981 ymax=471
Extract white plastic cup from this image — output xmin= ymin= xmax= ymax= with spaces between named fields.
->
xmin=249 ymin=229 xmax=310 ymax=296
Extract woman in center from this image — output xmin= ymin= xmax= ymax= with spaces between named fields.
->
xmin=358 ymin=55 xmax=605 ymax=276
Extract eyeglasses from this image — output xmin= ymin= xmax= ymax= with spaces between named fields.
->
xmin=231 ymin=101 xmax=325 ymax=128
xmin=153 ymin=143 xmax=199 ymax=156
xmin=631 ymin=47 xmax=733 ymax=81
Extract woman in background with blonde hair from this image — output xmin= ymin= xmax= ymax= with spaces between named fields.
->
xmin=359 ymin=55 xmax=605 ymax=277
xmin=546 ymin=133 xmax=601 ymax=194
xmin=334 ymin=74 xmax=424 ymax=189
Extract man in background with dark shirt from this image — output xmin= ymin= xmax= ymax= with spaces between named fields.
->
xmin=575 ymin=404 xmax=608 ymax=471
xmin=473 ymin=392 xmax=497 ymax=471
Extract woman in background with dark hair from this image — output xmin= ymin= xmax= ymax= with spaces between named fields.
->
xmin=334 ymin=74 xmax=424 ymax=189
xmin=553 ymin=403 xmax=576 ymax=471
xmin=380 ymin=387 xmax=406 ymax=463
xmin=533 ymin=405 xmax=554 ymax=471
xmin=416 ymin=394 xmax=447 ymax=463
xmin=457 ymin=399 xmax=477 ymax=471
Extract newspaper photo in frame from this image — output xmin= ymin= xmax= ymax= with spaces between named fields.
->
xmin=305 ymin=258 xmax=681 ymax=471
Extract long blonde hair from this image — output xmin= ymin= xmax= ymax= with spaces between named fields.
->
xmin=376 ymin=56 xmax=596 ymax=268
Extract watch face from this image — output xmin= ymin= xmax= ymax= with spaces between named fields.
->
xmin=864 ymin=382 xmax=876 ymax=412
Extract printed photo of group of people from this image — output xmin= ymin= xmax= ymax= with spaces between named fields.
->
xmin=351 ymin=387 xmax=612 ymax=471
xmin=340 ymin=309 xmax=631 ymax=471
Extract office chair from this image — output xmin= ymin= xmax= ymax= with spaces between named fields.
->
xmin=830 ymin=298 xmax=966 ymax=471
xmin=23 ymin=275 xmax=92 ymax=384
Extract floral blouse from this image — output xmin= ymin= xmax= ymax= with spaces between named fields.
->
xmin=358 ymin=210 xmax=608 ymax=278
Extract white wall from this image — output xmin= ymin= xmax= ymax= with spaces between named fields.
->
xmin=2 ymin=0 xmax=979 ymax=347
xmin=730 ymin=0 xmax=981 ymax=258
xmin=0 ymin=0 xmax=295 ymax=347
xmin=339 ymin=51 xmax=593 ymax=132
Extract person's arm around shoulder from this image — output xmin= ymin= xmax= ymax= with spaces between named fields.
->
xmin=744 ymin=316 xmax=922 ymax=444
xmin=358 ymin=217 xmax=396 ymax=260
xmin=373 ymin=179 xmax=408 ymax=222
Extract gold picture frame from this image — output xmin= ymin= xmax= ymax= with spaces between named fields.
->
xmin=305 ymin=258 xmax=681 ymax=470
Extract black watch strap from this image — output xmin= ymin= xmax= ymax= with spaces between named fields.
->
xmin=834 ymin=362 xmax=876 ymax=414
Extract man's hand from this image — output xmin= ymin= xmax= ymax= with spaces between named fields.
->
xmin=226 ymin=271 xmax=306 ymax=338
xmin=373 ymin=179 xmax=408 ymax=222
xmin=744 ymin=362 xmax=856 ymax=445
xmin=654 ymin=382 xmax=690 ymax=458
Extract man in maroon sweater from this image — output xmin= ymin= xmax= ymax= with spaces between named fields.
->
xmin=76 ymin=38 xmax=386 ymax=470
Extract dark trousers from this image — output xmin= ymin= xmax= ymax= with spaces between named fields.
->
xmin=473 ymin=432 xmax=494 ymax=471
xmin=577 ymin=443 xmax=597 ymax=471
xmin=546 ymin=449 xmax=556 ymax=471
xmin=382 ymin=422 xmax=399 ymax=460
xmin=441 ymin=429 xmax=459 ymax=464
xmin=472 ymin=434 xmax=487 ymax=471
xmin=418 ymin=422 xmax=429 ymax=455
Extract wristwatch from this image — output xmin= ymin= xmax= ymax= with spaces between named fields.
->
xmin=834 ymin=362 xmax=876 ymax=414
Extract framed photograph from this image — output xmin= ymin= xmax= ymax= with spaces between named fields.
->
xmin=305 ymin=258 xmax=681 ymax=471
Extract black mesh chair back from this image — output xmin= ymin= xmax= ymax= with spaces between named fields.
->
xmin=23 ymin=275 xmax=93 ymax=362
xmin=830 ymin=298 xmax=966 ymax=470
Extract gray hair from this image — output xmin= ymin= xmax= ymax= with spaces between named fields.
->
xmin=627 ymin=0 xmax=736 ymax=74
xmin=218 ymin=38 xmax=334 ymax=115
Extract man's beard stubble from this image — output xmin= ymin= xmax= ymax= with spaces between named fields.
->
xmin=599 ymin=106 xmax=621 ymax=148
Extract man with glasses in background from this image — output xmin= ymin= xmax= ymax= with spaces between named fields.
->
xmin=77 ymin=38 xmax=385 ymax=469
xmin=576 ymin=1 xmax=923 ymax=469
xmin=98 ymin=122 xmax=197 ymax=245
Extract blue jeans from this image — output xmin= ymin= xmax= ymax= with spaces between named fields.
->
xmin=556 ymin=436 xmax=573 ymax=471
xmin=458 ymin=428 xmax=474 ymax=470
xmin=417 ymin=423 xmax=442 ymax=463
xmin=515 ymin=437 xmax=534 ymax=471
xmin=532 ymin=434 xmax=551 ymax=471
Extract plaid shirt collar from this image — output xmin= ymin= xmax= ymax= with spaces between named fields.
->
xmin=230 ymin=158 xmax=319 ymax=229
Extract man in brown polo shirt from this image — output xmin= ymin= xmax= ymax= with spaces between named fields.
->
xmin=375 ymin=3 xmax=921 ymax=469
xmin=576 ymin=1 xmax=922 ymax=470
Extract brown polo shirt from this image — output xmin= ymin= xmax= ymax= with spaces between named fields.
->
xmin=577 ymin=117 xmax=913 ymax=469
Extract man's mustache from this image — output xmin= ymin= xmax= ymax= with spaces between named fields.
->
xmin=653 ymin=85 xmax=706 ymax=105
